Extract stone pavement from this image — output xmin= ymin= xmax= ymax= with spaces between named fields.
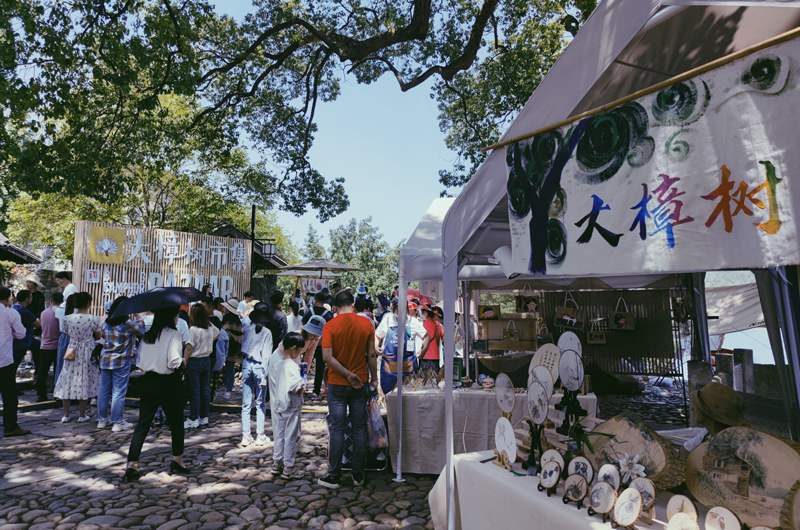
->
xmin=0 ymin=406 xmax=437 ymax=530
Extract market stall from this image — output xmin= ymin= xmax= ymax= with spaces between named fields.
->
xmin=430 ymin=2 xmax=800 ymax=530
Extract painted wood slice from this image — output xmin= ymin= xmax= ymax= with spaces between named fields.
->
xmin=706 ymin=506 xmax=741 ymax=530
xmin=494 ymin=373 xmax=515 ymax=414
xmin=667 ymin=495 xmax=698 ymax=522
xmin=558 ymin=350 xmax=584 ymax=392
xmin=685 ymin=427 xmax=800 ymax=529
xmin=539 ymin=461 xmax=561 ymax=489
xmin=541 ymin=449 xmax=565 ymax=471
xmin=557 ymin=331 xmax=582 ymax=357
xmin=597 ymin=463 xmax=622 ymax=491
xmin=780 ymin=479 xmax=800 ymax=530
xmin=587 ymin=411 xmax=684 ymax=490
xmin=630 ymin=477 xmax=656 ymax=510
xmin=528 ymin=364 xmax=554 ymax=400
xmin=568 ymin=456 xmax=594 ymax=483
xmin=564 ymin=474 xmax=588 ymax=502
xmin=589 ymin=481 xmax=617 ymax=515
xmin=494 ymin=416 xmax=517 ymax=464
xmin=667 ymin=513 xmax=700 ymax=530
xmin=614 ymin=487 xmax=643 ymax=527
xmin=750 ymin=527 xmax=776 ymax=530
xmin=526 ymin=381 xmax=549 ymax=425
xmin=531 ymin=343 xmax=561 ymax=383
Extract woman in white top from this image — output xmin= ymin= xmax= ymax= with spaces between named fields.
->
xmin=124 ymin=306 xmax=188 ymax=482
xmin=287 ymin=300 xmax=303 ymax=334
xmin=183 ymin=305 xmax=219 ymax=429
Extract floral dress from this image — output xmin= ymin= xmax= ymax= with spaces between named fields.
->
xmin=54 ymin=313 xmax=102 ymax=400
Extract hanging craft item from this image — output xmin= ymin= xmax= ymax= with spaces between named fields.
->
xmin=586 ymin=411 xmax=685 ymax=490
xmin=531 ymin=343 xmax=561 ymax=384
xmin=685 ymin=427 xmax=800 ymax=529
xmin=597 ymin=463 xmax=622 ymax=491
xmin=610 ymin=297 xmax=636 ymax=330
xmin=478 ymin=305 xmax=501 ymax=320
xmin=515 ymin=284 xmax=538 ymax=313
xmin=706 ymin=507 xmax=742 ymax=530
xmin=536 ymin=319 xmax=554 ymax=345
xmin=494 ymin=373 xmax=515 ymax=415
xmin=614 ymin=487 xmax=644 ymax=529
xmin=667 ymin=513 xmax=700 ymax=530
xmin=528 ymin=365 xmax=554 ymax=400
xmin=586 ymin=318 xmax=607 ymax=345
xmin=557 ymin=331 xmax=583 ymax=357
xmin=538 ymin=460 xmax=561 ymax=496
xmin=666 ymin=495 xmax=698 ymax=522
xmin=568 ymin=456 xmax=595 ymax=483
xmin=493 ymin=416 xmax=517 ymax=469
xmin=502 ymin=320 xmax=520 ymax=341
xmin=554 ymin=292 xmax=586 ymax=330
xmin=563 ymin=473 xmax=589 ymax=509
xmin=587 ymin=481 xmax=617 ymax=522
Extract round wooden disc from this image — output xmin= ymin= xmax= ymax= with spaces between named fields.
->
xmin=589 ymin=482 xmax=617 ymax=515
xmin=568 ymin=456 xmax=594 ymax=483
xmin=541 ymin=449 xmax=565 ymax=471
xmin=531 ymin=343 xmax=561 ymax=383
xmin=781 ymin=479 xmax=800 ymax=530
xmin=564 ymin=474 xmax=588 ymax=502
xmin=597 ymin=463 xmax=622 ymax=491
xmin=630 ymin=477 xmax=656 ymax=510
xmin=557 ymin=331 xmax=582 ymax=357
xmin=666 ymin=495 xmax=698 ymax=522
xmin=528 ymin=364 xmax=554 ymax=400
xmin=558 ymin=350 xmax=584 ymax=392
xmin=539 ymin=461 xmax=561 ymax=489
xmin=667 ymin=513 xmax=700 ymax=530
xmin=614 ymin=488 xmax=643 ymax=527
xmin=526 ymin=381 xmax=549 ymax=425
xmin=494 ymin=373 xmax=515 ymax=414
xmin=494 ymin=416 xmax=516 ymax=464
xmin=706 ymin=507 xmax=741 ymax=530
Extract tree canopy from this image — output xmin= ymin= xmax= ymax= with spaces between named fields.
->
xmin=2 ymin=0 xmax=596 ymax=211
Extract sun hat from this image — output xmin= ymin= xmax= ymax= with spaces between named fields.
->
xmin=691 ymin=382 xmax=749 ymax=427
xmin=303 ymin=315 xmax=326 ymax=337
xmin=23 ymin=275 xmax=41 ymax=287
xmin=222 ymin=298 xmax=239 ymax=313
xmin=433 ymin=306 xmax=444 ymax=319
xmin=248 ymin=309 xmax=269 ymax=325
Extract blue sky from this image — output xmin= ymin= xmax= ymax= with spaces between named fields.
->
xmin=218 ymin=2 xmax=460 ymax=250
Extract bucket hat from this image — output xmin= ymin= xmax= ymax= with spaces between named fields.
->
xmin=222 ymin=298 xmax=239 ymax=313
xmin=691 ymin=382 xmax=749 ymax=427
xmin=303 ymin=315 xmax=326 ymax=337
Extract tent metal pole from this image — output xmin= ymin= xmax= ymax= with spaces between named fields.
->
xmin=776 ymin=266 xmax=800 ymax=441
xmin=462 ymin=281 xmax=470 ymax=380
xmin=394 ymin=279 xmax=408 ymax=482
xmin=443 ymin=260 xmax=458 ymax=530
xmin=692 ymin=273 xmax=711 ymax=363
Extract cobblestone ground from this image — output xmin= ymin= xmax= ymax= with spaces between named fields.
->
xmin=0 ymin=405 xmax=436 ymax=530
xmin=597 ymin=381 xmax=689 ymax=429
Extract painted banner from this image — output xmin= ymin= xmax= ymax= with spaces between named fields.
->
xmin=73 ymin=221 xmax=251 ymax=314
xmin=506 ymin=36 xmax=800 ymax=277
xmin=302 ymin=277 xmax=329 ymax=293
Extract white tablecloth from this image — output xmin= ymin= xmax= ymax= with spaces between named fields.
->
xmin=385 ymin=388 xmax=597 ymax=474
xmin=428 ymin=450 xmax=708 ymax=530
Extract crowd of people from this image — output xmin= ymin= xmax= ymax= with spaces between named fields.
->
xmin=0 ymin=274 xmax=446 ymax=487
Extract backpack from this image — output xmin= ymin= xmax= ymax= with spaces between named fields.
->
xmin=380 ymin=325 xmax=417 ymax=394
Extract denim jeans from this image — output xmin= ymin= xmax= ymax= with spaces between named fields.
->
xmin=241 ymin=358 xmax=267 ymax=437
xmin=225 ymin=361 xmax=235 ymax=392
xmin=55 ymin=332 xmax=69 ymax=384
xmin=98 ymin=359 xmax=131 ymax=423
xmin=186 ymin=357 xmax=210 ymax=420
xmin=328 ymin=383 xmax=368 ymax=478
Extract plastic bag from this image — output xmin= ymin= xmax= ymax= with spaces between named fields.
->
xmin=366 ymin=388 xmax=389 ymax=449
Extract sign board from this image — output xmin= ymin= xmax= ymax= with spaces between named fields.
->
xmin=506 ymin=36 xmax=800 ymax=277
xmin=73 ymin=221 xmax=251 ymax=314
xmin=301 ymin=277 xmax=329 ymax=293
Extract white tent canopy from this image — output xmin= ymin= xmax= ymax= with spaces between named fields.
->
xmin=706 ymin=283 xmax=765 ymax=335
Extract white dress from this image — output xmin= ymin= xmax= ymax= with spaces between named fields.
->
xmin=54 ymin=313 xmax=102 ymax=400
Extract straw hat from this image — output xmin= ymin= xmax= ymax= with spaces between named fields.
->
xmin=222 ymin=298 xmax=239 ymax=314
xmin=23 ymin=274 xmax=41 ymax=287
xmin=691 ymin=382 xmax=749 ymax=427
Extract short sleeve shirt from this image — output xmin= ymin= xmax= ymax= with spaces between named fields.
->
xmin=187 ymin=325 xmax=220 ymax=358
xmin=321 ymin=313 xmax=375 ymax=386
xmin=422 ymin=319 xmax=443 ymax=360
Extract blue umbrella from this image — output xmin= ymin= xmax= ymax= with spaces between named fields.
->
xmin=110 ymin=286 xmax=204 ymax=319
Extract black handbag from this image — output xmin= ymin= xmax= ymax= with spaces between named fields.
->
xmin=174 ymin=365 xmax=191 ymax=400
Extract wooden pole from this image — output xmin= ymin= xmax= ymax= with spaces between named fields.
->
xmin=481 ymin=26 xmax=800 ymax=153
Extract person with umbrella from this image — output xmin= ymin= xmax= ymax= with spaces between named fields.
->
xmin=240 ymin=307 xmax=273 ymax=447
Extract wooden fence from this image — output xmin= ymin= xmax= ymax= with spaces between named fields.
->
xmin=73 ymin=221 xmax=252 ymax=315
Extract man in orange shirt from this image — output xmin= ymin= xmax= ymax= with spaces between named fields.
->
xmin=318 ymin=290 xmax=377 ymax=489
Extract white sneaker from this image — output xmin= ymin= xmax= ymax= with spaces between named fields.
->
xmin=240 ymin=435 xmax=254 ymax=447
xmin=61 ymin=416 xmax=70 ymax=423
xmin=199 ymin=417 xmax=209 ymax=426
xmin=223 ymin=392 xmax=231 ymax=399
xmin=97 ymin=419 xmax=109 ymax=429
xmin=184 ymin=418 xmax=199 ymax=429
xmin=112 ymin=420 xmax=133 ymax=432
xmin=256 ymin=433 xmax=270 ymax=445
xmin=77 ymin=415 xmax=91 ymax=423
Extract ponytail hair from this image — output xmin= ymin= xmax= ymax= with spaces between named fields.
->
xmin=255 ymin=323 xmax=264 ymax=333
